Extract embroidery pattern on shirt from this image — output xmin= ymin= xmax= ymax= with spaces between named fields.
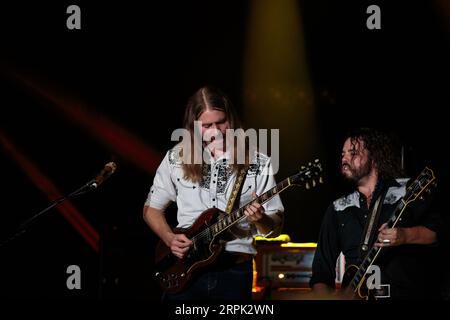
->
xmin=168 ymin=147 xmax=183 ymax=166
xmin=199 ymin=162 xmax=233 ymax=194
xmin=248 ymin=152 xmax=269 ymax=177
xmin=217 ymin=164 xmax=233 ymax=194
xmin=333 ymin=178 xmax=410 ymax=211
xmin=384 ymin=178 xmax=409 ymax=204
xmin=200 ymin=165 xmax=211 ymax=190
xmin=334 ymin=192 xmax=360 ymax=211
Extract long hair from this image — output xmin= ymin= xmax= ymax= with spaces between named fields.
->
xmin=181 ymin=86 xmax=248 ymax=182
xmin=346 ymin=127 xmax=404 ymax=181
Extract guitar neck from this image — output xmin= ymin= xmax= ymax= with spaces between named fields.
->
xmin=387 ymin=200 xmax=406 ymax=228
xmin=210 ymin=178 xmax=291 ymax=236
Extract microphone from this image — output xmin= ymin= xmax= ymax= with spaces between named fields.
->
xmin=90 ymin=162 xmax=117 ymax=188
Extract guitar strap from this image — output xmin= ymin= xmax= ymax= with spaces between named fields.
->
xmin=225 ymin=166 xmax=248 ymax=214
xmin=359 ymin=186 xmax=388 ymax=261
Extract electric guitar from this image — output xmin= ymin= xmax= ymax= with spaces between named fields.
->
xmin=154 ymin=159 xmax=323 ymax=293
xmin=341 ymin=167 xmax=437 ymax=299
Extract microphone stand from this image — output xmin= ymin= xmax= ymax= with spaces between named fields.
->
xmin=0 ymin=179 xmax=98 ymax=248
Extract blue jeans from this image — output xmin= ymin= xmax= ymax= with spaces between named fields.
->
xmin=163 ymin=259 xmax=253 ymax=300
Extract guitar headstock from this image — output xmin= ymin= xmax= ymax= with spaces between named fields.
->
xmin=403 ymin=167 xmax=437 ymax=206
xmin=289 ymin=159 xmax=323 ymax=189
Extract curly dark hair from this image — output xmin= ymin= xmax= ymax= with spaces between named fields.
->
xmin=346 ymin=127 xmax=404 ymax=181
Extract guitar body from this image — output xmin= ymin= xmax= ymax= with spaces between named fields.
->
xmin=154 ymin=208 xmax=226 ymax=294
xmin=341 ymin=265 xmax=370 ymax=299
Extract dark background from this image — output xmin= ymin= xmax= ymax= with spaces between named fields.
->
xmin=0 ymin=1 xmax=448 ymax=299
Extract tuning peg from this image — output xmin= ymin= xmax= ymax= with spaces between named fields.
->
xmin=312 ymin=180 xmax=316 ymax=187
xmin=305 ymin=182 xmax=310 ymax=189
xmin=319 ymin=177 xmax=324 ymax=184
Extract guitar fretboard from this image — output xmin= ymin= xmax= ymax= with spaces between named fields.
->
xmin=209 ymin=178 xmax=291 ymax=236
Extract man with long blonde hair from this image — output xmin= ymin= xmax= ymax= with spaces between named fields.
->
xmin=143 ymin=86 xmax=284 ymax=300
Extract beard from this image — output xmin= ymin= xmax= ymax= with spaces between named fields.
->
xmin=341 ymin=160 xmax=372 ymax=184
